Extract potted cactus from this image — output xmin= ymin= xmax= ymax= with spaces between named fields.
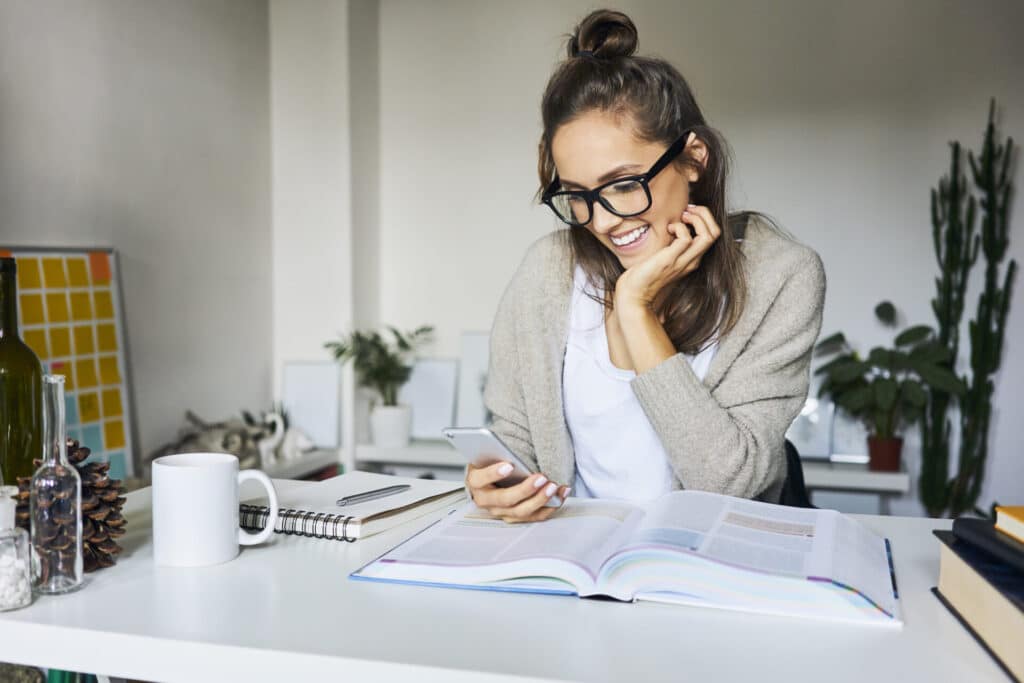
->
xmin=814 ymin=302 xmax=966 ymax=471
xmin=325 ymin=325 xmax=432 ymax=448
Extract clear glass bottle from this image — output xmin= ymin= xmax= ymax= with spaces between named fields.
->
xmin=30 ymin=375 xmax=83 ymax=593
xmin=0 ymin=485 xmax=32 ymax=611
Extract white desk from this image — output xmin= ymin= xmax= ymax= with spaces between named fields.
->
xmin=0 ymin=492 xmax=1006 ymax=683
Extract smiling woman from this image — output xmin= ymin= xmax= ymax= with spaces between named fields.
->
xmin=464 ymin=9 xmax=827 ymax=522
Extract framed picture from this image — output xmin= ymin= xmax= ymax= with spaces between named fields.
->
xmin=399 ymin=358 xmax=458 ymax=440
xmin=455 ymin=331 xmax=490 ymax=427
xmin=282 ymin=361 xmax=341 ymax=448
xmin=2 ymin=247 xmax=138 ymax=480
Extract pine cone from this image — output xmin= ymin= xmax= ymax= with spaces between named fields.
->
xmin=13 ymin=439 xmax=127 ymax=573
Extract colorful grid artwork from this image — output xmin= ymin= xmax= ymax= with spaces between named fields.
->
xmin=1 ymin=248 xmax=135 ymax=480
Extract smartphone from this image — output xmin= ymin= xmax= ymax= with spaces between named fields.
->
xmin=443 ymin=427 xmax=563 ymax=507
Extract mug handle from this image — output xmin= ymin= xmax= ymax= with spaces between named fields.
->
xmin=237 ymin=469 xmax=280 ymax=546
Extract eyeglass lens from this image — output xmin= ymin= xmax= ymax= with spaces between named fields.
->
xmin=551 ymin=179 xmax=649 ymax=225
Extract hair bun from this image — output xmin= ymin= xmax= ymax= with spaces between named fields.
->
xmin=568 ymin=9 xmax=638 ymax=60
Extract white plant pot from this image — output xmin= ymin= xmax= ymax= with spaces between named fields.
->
xmin=370 ymin=405 xmax=412 ymax=448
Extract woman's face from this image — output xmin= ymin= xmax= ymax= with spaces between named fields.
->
xmin=550 ymin=111 xmax=704 ymax=269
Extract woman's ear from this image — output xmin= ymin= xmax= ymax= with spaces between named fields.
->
xmin=684 ymin=132 xmax=708 ymax=183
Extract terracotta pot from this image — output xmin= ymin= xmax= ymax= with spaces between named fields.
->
xmin=867 ymin=436 xmax=903 ymax=472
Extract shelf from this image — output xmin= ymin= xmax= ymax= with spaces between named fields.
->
xmin=801 ymin=460 xmax=910 ymax=493
xmin=354 ymin=440 xmax=463 ymax=468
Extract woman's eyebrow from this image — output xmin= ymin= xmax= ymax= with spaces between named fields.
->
xmin=560 ymin=163 xmax=645 ymax=189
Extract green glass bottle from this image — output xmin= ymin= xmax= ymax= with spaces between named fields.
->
xmin=0 ymin=257 xmax=43 ymax=484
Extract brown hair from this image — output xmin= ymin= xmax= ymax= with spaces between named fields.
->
xmin=538 ymin=9 xmax=746 ymax=354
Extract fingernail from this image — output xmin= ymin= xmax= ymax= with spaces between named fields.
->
xmin=563 ymin=487 xmax=572 ymax=497
xmin=688 ymin=203 xmax=696 ymax=208
xmin=533 ymin=476 xmax=548 ymax=488
xmin=545 ymin=483 xmax=557 ymax=496
xmin=498 ymin=463 xmax=513 ymax=476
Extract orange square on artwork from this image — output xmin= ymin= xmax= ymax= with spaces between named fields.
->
xmin=101 ymin=389 xmax=123 ymax=417
xmin=93 ymin=290 xmax=114 ymax=319
xmin=89 ymin=252 xmax=111 ymax=285
xmin=98 ymin=356 xmax=121 ymax=385
xmin=50 ymin=362 xmax=73 ymax=391
xmin=96 ymin=324 xmax=118 ymax=352
xmin=70 ymin=292 xmax=93 ymax=321
xmin=66 ymin=258 xmax=90 ymax=287
xmin=73 ymin=325 xmax=95 ymax=355
xmin=24 ymin=329 xmax=49 ymax=359
xmin=20 ymin=294 xmax=45 ymax=325
xmin=48 ymin=327 xmax=72 ymax=358
xmin=78 ymin=392 xmax=100 ymax=423
xmin=17 ymin=259 xmax=42 ymax=290
xmin=42 ymin=258 xmax=67 ymax=288
xmin=75 ymin=358 xmax=98 ymax=389
xmin=45 ymin=293 xmax=70 ymax=323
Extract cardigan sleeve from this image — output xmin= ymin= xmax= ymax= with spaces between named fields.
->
xmin=630 ymin=249 xmax=826 ymax=500
xmin=481 ymin=252 xmax=541 ymax=473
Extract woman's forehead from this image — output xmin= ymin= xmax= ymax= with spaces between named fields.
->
xmin=551 ymin=110 xmax=662 ymax=183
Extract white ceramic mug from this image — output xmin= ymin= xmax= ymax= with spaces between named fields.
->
xmin=152 ymin=452 xmax=279 ymax=567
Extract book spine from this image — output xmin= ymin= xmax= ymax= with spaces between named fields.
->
xmin=239 ymin=504 xmax=358 ymax=543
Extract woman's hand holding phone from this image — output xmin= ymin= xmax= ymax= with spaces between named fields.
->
xmin=465 ymin=463 xmax=571 ymax=523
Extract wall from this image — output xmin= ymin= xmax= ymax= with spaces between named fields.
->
xmin=370 ymin=0 xmax=1024 ymax=513
xmin=0 ymin=0 xmax=272 ymax=468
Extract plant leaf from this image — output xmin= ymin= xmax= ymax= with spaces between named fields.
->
xmin=895 ymin=325 xmax=933 ymax=346
xmin=875 ymin=301 xmax=897 ymax=325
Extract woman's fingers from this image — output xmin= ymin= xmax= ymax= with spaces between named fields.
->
xmin=676 ymin=205 xmax=720 ymax=272
xmin=498 ymin=480 xmax=562 ymax=523
xmin=465 ymin=461 xmax=514 ymax=490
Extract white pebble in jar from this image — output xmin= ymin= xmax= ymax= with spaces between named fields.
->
xmin=0 ymin=486 xmax=31 ymax=611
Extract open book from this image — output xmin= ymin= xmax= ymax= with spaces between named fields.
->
xmin=352 ymin=490 xmax=901 ymax=625
xmin=240 ymin=472 xmax=465 ymax=542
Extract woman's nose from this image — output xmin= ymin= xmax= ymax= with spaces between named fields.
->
xmin=589 ymin=201 xmax=622 ymax=234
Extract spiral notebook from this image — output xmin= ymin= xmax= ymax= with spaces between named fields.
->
xmin=240 ymin=471 xmax=466 ymax=542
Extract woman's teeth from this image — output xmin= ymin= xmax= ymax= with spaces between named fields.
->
xmin=610 ymin=225 xmax=649 ymax=247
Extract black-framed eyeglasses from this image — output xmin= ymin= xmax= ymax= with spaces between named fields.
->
xmin=541 ymin=130 xmax=691 ymax=227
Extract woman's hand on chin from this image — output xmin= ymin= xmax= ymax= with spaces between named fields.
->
xmin=613 ymin=204 xmax=721 ymax=315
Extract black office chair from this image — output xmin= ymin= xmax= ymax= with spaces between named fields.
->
xmin=779 ymin=439 xmax=815 ymax=508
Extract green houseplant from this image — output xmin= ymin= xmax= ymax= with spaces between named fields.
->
xmin=815 ymin=302 xmax=965 ymax=471
xmin=325 ymin=325 xmax=433 ymax=447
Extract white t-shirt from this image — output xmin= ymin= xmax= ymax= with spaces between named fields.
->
xmin=563 ymin=266 xmax=717 ymax=504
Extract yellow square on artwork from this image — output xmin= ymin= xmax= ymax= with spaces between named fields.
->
xmin=78 ymin=392 xmax=100 ymax=423
xmin=75 ymin=358 xmax=98 ymax=389
xmin=42 ymin=258 xmax=67 ymax=288
xmin=69 ymin=292 xmax=93 ymax=321
xmin=24 ymin=329 xmax=49 ymax=359
xmin=101 ymin=389 xmax=123 ymax=418
xmin=20 ymin=294 xmax=45 ymax=325
xmin=66 ymin=258 xmax=90 ymax=287
xmin=96 ymin=324 xmax=118 ymax=352
xmin=17 ymin=259 xmax=42 ymax=290
xmin=48 ymin=327 xmax=71 ymax=358
xmin=45 ymin=293 xmax=69 ymax=323
xmin=104 ymin=420 xmax=126 ymax=450
xmin=93 ymin=290 xmax=114 ymax=319
xmin=72 ymin=325 xmax=95 ymax=355
xmin=98 ymin=356 xmax=121 ymax=385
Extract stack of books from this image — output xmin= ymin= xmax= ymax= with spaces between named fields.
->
xmin=933 ymin=506 xmax=1024 ymax=682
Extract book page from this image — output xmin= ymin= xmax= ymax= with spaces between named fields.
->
xmin=383 ymin=499 xmax=644 ymax=579
xmin=619 ymin=491 xmax=834 ymax=578
xmin=830 ymin=513 xmax=899 ymax=616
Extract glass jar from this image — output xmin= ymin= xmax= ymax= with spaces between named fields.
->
xmin=30 ymin=375 xmax=83 ymax=594
xmin=0 ymin=485 xmax=31 ymax=611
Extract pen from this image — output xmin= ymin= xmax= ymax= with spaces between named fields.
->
xmin=336 ymin=484 xmax=412 ymax=506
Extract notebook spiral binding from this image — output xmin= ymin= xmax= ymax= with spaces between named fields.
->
xmin=240 ymin=504 xmax=358 ymax=543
